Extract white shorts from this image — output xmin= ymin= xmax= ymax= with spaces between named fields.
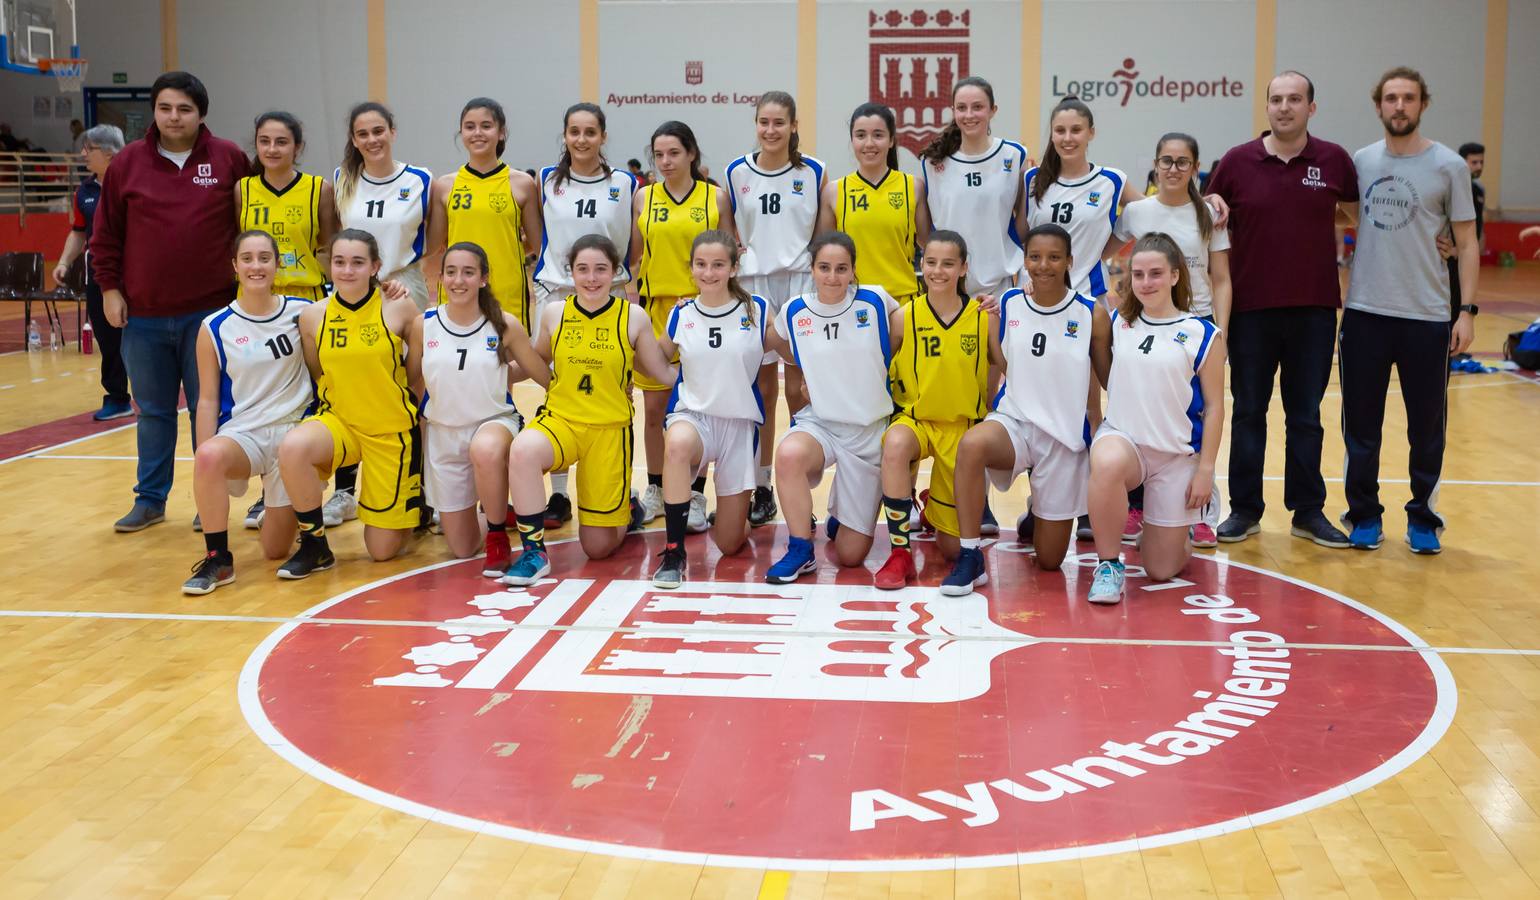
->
xmin=969 ymin=272 xmax=1020 ymax=300
xmin=222 ymin=422 xmax=296 ymax=508
xmin=745 ymin=271 xmax=812 ymax=365
xmin=786 ymin=409 xmax=885 ymax=536
xmin=665 ymin=410 xmax=758 ymax=497
xmin=386 ymin=263 xmax=431 ymax=312
xmin=424 ymin=414 xmax=522 ymax=513
xmin=1092 ymin=423 xmax=1201 ymax=527
xmin=983 ymin=412 xmax=1088 ymax=521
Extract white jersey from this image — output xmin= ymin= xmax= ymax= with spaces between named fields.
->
xmin=665 ymin=295 xmax=768 ymax=422
xmin=335 ymin=162 xmax=432 ymax=276
xmin=725 ymin=153 xmax=826 ymax=276
xmin=1113 ymin=197 xmax=1230 ymax=318
xmin=1105 ymin=312 xmax=1220 ymax=455
xmin=419 ymin=308 xmax=517 ymax=427
xmin=534 ymin=166 xmax=637 ymax=290
xmin=203 ymin=296 xmax=313 ymax=432
xmin=922 ymin=138 xmax=1029 ymax=293
xmin=995 ymin=288 xmax=1095 ymax=451
xmin=775 ymin=286 xmax=897 ymax=426
xmin=1023 ymin=164 xmax=1127 ymax=297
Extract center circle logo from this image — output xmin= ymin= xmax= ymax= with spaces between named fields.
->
xmin=241 ymin=533 xmax=1453 ymax=870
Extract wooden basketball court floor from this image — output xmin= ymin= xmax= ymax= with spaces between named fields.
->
xmin=0 ymin=268 xmax=1538 ymax=899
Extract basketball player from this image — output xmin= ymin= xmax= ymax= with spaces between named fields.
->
xmin=426 ymin=98 xmax=542 ymax=329
xmin=629 ymin=121 xmax=735 ymax=528
xmin=650 ymin=231 xmax=770 ymax=588
xmin=1085 ymin=234 xmax=1226 ymax=604
xmin=873 ymin=231 xmax=991 ymax=589
xmin=765 ymin=232 xmax=900 ymax=583
xmin=819 ymin=103 xmax=932 ymax=303
xmin=504 ymin=235 xmax=676 ymax=582
xmin=276 ymin=229 xmax=425 ymax=576
xmin=943 ymin=224 xmax=1098 ymax=596
xmin=334 ymin=102 xmax=435 ymax=310
xmin=724 ymin=91 xmax=825 ymax=529
xmin=183 ymin=231 xmax=313 ymax=594
xmin=413 ymin=242 xmax=548 ymax=573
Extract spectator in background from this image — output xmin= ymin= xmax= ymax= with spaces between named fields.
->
xmin=90 ymin=71 xmax=248 ymax=532
xmin=0 ymin=122 xmax=19 ymax=152
xmin=628 ymin=157 xmax=650 ymax=186
xmin=1448 ymin=142 xmax=1486 ymax=314
xmin=53 ymin=124 xmax=133 ymax=421
xmin=70 ymin=119 xmax=85 ymax=152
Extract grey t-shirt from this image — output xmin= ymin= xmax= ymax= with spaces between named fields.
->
xmin=1346 ymin=140 xmax=1475 ymax=322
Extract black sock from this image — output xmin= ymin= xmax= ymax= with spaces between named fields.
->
xmin=882 ymin=495 xmax=913 ymax=548
xmin=203 ymin=530 xmax=230 ymax=557
xmin=296 ymin=506 xmax=327 ymax=545
xmin=486 ymin=519 xmax=506 ymax=533
xmin=516 ymin=512 xmax=546 ymax=551
xmin=648 ymin=472 xmax=663 ymax=488
xmin=664 ymin=500 xmax=690 ymax=546
xmin=691 ymin=475 xmax=707 ymax=494
xmin=334 ymin=464 xmax=358 ymax=495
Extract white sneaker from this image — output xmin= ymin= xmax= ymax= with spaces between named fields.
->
xmin=687 ymin=490 xmax=710 ymax=533
xmin=322 ymin=489 xmax=358 ymax=528
xmin=429 ymin=509 xmax=443 ymax=534
xmin=639 ymin=483 xmax=664 ymax=523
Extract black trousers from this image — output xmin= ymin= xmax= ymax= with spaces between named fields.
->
xmin=1338 ymin=308 xmax=1450 ymax=530
xmin=1226 ymin=306 xmax=1337 ymax=522
xmin=85 ymin=282 xmax=131 ymax=405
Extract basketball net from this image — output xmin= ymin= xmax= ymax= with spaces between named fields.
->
xmin=39 ymin=58 xmax=88 ymax=93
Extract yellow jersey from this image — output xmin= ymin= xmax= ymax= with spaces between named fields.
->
xmin=444 ymin=163 xmax=530 ymax=326
xmin=833 ymin=169 xmax=919 ymax=301
xmin=239 ymin=172 xmax=326 ymax=301
xmin=547 ymin=295 xmax=635 ymax=426
xmin=637 ymin=179 xmax=721 ymax=301
xmin=889 ymin=293 xmax=989 ymax=423
xmin=313 ymin=286 xmax=418 ymax=435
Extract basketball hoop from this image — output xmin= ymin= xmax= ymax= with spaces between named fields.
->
xmin=38 ymin=57 xmax=88 ymax=93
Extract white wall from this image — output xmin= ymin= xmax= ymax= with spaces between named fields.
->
xmin=1502 ymin=0 xmax=1540 ymax=210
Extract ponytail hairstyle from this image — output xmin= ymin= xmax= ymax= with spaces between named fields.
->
xmin=1153 ymin=132 xmax=1212 ymax=242
xmin=249 ymin=110 xmax=303 ymax=177
xmin=1118 ymin=232 xmax=1190 ymax=323
xmin=232 ymin=228 xmax=281 ymax=258
xmin=650 ymin=120 xmax=705 ymax=184
xmin=554 ymin=102 xmax=610 ymax=190
xmin=810 ymin=230 xmax=858 ymax=270
xmin=443 ymin=241 xmax=515 ymax=364
xmin=923 ymin=229 xmax=970 ymax=299
xmin=338 ymin=101 xmax=395 ymax=210
xmin=329 ymin=227 xmax=384 ymax=292
xmin=849 ymin=102 xmax=900 ymax=171
xmin=920 ymin=76 xmax=994 ymax=163
xmin=691 ymin=229 xmax=755 ymax=325
xmin=1031 ymin=96 xmax=1094 ymax=204
xmin=458 ymin=97 xmax=508 ymax=160
xmin=754 ymin=91 xmax=803 ymax=169
xmin=567 ymin=232 xmax=623 ymax=276
xmin=1022 ymin=223 xmax=1075 ymax=289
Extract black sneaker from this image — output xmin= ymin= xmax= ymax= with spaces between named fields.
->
xmin=1217 ymin=514 xmax=1261 ymax=543
xmin=182 ymin=552 xmax=234 ymax=595
xmin=627 ymin=493 xmax=647 ymax=532
xmin=544 ymin=492 xmax=573 ymax=529
xmin=1015 ymin=510 xmax=1034 ymax=546
xmin=244 ymin=498 xmax=265 ymax=529
xmin=114 ymin=501 xmax=166 ymax=533
xmin=278 ymin=538 xmax=335 ymax=580
xmin=1075 ymin=514 xmax=1093 ymax=542
xmin=748 ymin=485 xmax=778 ymax=527
xmin=1290 ymin=514 xmax=1351 ymax=549
xmin=652 ymin=543 xmax=687 ymax=589
xmin=980 ymin=502 xmax=999 ymax=536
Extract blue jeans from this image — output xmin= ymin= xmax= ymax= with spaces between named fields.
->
xmin=120 ymin=310 xmax=206 ymax=506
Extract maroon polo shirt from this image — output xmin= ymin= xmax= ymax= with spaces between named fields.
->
xmin=1205 ymin=133 xmax=1357 ymax=312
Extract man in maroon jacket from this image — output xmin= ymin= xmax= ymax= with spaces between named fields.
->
xmin=91 ymin=71 xmax=248 ymax=532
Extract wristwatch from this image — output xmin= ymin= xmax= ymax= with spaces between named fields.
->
xmin=1459 ymin=303 xmax=1479 ymax=316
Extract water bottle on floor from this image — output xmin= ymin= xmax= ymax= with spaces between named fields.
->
xmin=82 ymin=322 xmax=95 ymax=355
xmin=49 ymin=325 xmax=60 ymax=351
xmin=27 ymin=319 xmax=41 ymax=351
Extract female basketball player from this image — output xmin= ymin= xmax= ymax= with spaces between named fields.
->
xmin=942 ymin=224 xmax=1101 ymax=596
xmin=765 ymin=232 xmax=900 ymax=583
xmin=335 ymin=102 xmax=435 ymax=310
xmin=629 ymin=121 xmax=735 ymax=528
xmin=182 ymin=231 xmax=313 ymax=595
xmin=276 ymin=229 xmax=425 ymax=576
xmin=1085 ymin=233 xmax=1226 ymax=604
xmin=819 ymin=103 xmax=932 ymax=303
xmin=426 ymin=98 xmax=542 ymax=329
xmin=413 ymin=242 xmax=548 ymax=572
xmin=724 ymin=91 xmax=825 ymax=529
xmin=873 ymin=231 xmax=991 ymax=589
xmin=503 ymin=235 xmax=676 ymax=583
xmin=533 ymin=102 xmax=638 ymax=529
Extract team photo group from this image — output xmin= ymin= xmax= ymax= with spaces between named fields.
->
xmin=73 ymin=61 xmax=1478 ymax=607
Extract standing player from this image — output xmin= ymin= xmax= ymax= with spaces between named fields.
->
xmin=334 ymin=102 xmax=435 ymax=310
xmin=629 ymin=121 xmax=735 ymax=527
xmin=873 ymin=231 xmax=990 ymax=589
xmin=426 ymin=98 xmax=542 ymax=329
xmin=650 ymin=231 xmax=770 ymax=588
xmin=413 ymin=242 xmax=548 ymax=572
xmin=724 ymin=91 xmax=825 ymax=529
xmin=819 ymin=103 xmax=932 ymax=304
xmin=182 ymin=231 xmax=313 ymax=594
xmin=1085 ymin=234 xmax=1226 ymax=604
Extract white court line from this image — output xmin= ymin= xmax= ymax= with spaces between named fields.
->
xmin=0 ymin=419 xmax=141 ymax=467
xmin=33 ymin=454 xmax=193 ymax=462
xmin=1321 ymin=377 xmax=1536 ymax=399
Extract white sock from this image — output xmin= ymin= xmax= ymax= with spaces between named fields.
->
xmin=757 ymin=465 xmax=772 ymax=489
xmin=960 ymin=537 xmax=982 ymax=550
xmin=551 ymin=471 xmax=568 ymax=495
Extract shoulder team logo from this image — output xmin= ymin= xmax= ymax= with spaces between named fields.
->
xmin=1003 ymin=158 xmax=1013 ymax=173
xmin=359 ymin=324 xmax=382 ymax=346
xmin=1174 ymin=331 xmax=1190 ymax=345
xmin=855 ymin=308 xmax=871 ymax=328
xmin=398 ymin=187 xmax=412 ymax=201
xmin=740 ymin=315 xmax=753 ymax=330
xmin=285 ymin=205 xmax=304 ymax=224
xmin=486 ymin=335 xmax=499 ymax=351
xmin=690 ymin=207 xmax=707 ymax=223
xmin=960 ymin=334 xmax=978 ymax=356
xmin=1065 ymin=319 xmax=1080 ymax=338
xmin=608 ymin=186 xmax=621 ymax=201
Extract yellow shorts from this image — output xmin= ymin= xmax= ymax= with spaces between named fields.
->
xmin=886 ymin=414 xmax=969 ymax=537
xmin=528 ymin=412 xmax=633 ymax=527
xmin=309 ymin=411 xmax=423 ymax=530
xmin=634 ymin=295 xmax=680 ymax=392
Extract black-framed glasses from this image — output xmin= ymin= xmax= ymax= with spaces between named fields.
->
xmin=1156 ymin=156 xmax=1194 ymax=172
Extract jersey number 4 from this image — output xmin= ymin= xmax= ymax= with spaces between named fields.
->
xmin=1137 ymin=335 xmax=1155 ymax=354
xmin=577 ymin=373 xmax=594 ymax=394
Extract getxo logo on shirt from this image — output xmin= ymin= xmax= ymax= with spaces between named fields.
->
xmin=192 ymin=163 xmax=220 ymax=187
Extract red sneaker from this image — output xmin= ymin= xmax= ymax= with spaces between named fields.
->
xmin=915 ymin=489 xmax=932 ymax=533
xmin=874 ymin=546 xmax=917 ymax=590
xmin=1191 ymin=523 xmax=1218 ymax=549
xmin=482 ymin=529 xmax=513 ymax=577
xmin=1122 ymin=508 xmax=1144 ymax=542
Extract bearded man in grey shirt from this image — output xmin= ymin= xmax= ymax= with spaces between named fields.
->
xmin=1339 ymin=66 xmax=1478 ymax=556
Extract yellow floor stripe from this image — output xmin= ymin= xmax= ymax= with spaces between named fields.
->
xmin=757 ymin=869 xmax=791 ymax=900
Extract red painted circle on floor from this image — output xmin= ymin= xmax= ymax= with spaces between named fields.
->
xmin=242 ymin=530 xmax=1452 ymax=870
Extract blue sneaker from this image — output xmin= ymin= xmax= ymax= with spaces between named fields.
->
xmin=92 ymin=399 xmax=135 ymax=421
xmin=980 ymin=504 xmax=999 ymax=536
xmin=1348 ymin=517 xmax=1384 ymax=550
xmin=502 ymin=547 xmax=551 ymax=586
xmin=767 ymin=536 xmax=816 ymax=584
xmin=1405 ymin=523 xmax=1442 ymax=555
xmin=825 ymin=516 xmax=841 ymax=540
xmin=1087 ymin=560 xmax=1126 ymax=605
xmin=940 ymin=547 xmax=989 ymax=596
